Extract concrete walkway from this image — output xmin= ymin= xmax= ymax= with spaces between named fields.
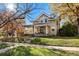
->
xmin=0 ymin=42 xmax=79 ymax=53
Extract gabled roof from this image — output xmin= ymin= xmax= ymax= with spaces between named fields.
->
xmin=33 ymin=12 xmax=53 ymax=22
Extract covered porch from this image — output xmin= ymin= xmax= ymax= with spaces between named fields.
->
xmin=33 ymin=24 xmax=51 ymax=36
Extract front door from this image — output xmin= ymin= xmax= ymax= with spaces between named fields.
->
xmin=40 ymin=26 xmax=46 ymax=34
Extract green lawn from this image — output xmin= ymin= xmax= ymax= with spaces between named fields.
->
xmin=0 ymin=46 xmax=79 ymax=56
xmin=31 ymin=37 xmax=79 ymax=47
xmin=0 ymin=43 xmax=9 ymax=49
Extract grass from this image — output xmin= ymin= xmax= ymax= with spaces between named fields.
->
xmin=31 ymin=37 xmax=79 ymax=47
xmin=0 ymin=43 xmax=9 ymax=49
xmin=0 ymin=46 xmax=79 ymax=56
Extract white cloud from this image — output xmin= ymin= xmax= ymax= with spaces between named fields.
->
xmin=5 ymin=3 xmax=17 ymax=12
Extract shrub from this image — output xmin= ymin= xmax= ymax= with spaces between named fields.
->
xmin=31 ymin=38 xmax=49 ymax=45
xmin=31 ymin=37 xmax=41 ymax=44
xmin=0 ymin=43 xmax=9 ymax=49
xmin=58 ymin=23 xmax=77 ymax=36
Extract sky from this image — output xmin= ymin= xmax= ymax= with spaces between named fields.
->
xmin=25 ymin=3 xmax=51 ymax=25
xmin=0 ymin=3 xmax=51 ymax=25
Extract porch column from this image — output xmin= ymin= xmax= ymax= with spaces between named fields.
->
xmin=33 ymin=25 xmax=35 ymax=35
xmin=33 ymin=25 xmax=37 ymax=35
xmin=46 ymin=25 xmax=48 ymax=35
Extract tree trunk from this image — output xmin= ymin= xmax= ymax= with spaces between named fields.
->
xmin=57 ymin=18 xmax=61 ymax=36
xmin=77 ymin=17 xmax=79 ymax=36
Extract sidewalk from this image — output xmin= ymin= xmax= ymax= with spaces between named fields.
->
xmin=0 ymin=42 xmax=79 ymax=53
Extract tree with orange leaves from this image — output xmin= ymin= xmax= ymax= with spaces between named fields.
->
xmin=3 ymin=18 xmax=25 ymax=37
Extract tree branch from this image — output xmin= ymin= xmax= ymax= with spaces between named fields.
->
xmin=66 ymin=3 xmax=76 ymax=15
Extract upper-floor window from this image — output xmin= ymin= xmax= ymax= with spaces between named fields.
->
xmin=40 ymin=17 xmax=48 ymax=23
xmin=41 ymin=20 xmax=43 ymax=23
xmin=45 ymin=18 xmax=48 ymax=23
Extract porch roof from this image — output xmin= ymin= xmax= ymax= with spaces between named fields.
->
xmin=34 ymin=23 xmax=50 ymax=27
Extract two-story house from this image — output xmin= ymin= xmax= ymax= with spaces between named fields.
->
xmin=32 ymin=12 xmax=57 ymax=36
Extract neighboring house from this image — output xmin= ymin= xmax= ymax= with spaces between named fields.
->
xmin=24 ymin=25 xmax=33 ymax=35
xmin=24 ymin=12 xmax=58 ymax=36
